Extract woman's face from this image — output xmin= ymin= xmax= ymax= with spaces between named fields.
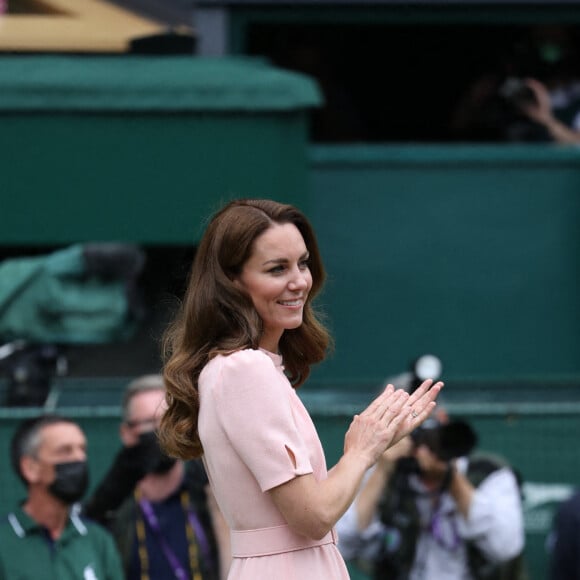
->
xmin=235 ymin=222 xmax=313 ymax=352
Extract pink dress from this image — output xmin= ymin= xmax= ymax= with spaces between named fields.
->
xmin=198 ymin=348 xmax=350 ymax=579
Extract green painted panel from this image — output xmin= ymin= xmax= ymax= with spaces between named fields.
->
xmin=0 ymin=113 xmax=309 ymax=244
xmin=308 ymin=144 xmax=580 ymax=383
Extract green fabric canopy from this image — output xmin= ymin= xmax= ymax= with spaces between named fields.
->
xmin=0 ymin=56 xmax=322 ymax=112
xmin=0 ymin=245 xmax=144 ymax=343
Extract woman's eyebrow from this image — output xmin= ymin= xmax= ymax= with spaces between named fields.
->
xmin=263 ymin=252 xmax=309 ymax=266
xmin=262 ymin=257 xmax=287 ymax=266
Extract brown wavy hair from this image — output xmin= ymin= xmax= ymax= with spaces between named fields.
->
xmin=158 ymin=199 xmax=332 ymax=460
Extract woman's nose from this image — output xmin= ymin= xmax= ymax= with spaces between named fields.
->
xmin=289 ymin=268 xmax=309 ymax=290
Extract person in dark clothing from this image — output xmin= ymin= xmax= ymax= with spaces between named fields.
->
xmin=548 ymin=490 xmax=580 ymax=580
xmin=83 ymin=375 xmax=230 ymax=580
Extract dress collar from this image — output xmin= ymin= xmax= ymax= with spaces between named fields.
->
xmin=258 ymin=347 xmax=284 ymax=369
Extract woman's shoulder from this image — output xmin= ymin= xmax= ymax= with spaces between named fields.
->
xmin=222 ymin=347 xmax=271 ymax=363
xmin=204 ymin=348 xmax=275 ymax=376
xmin=201 ymin=348 xmax=284 ymax=398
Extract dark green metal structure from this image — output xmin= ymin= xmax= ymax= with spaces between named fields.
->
xmin=0 ymin=56 xmax=320 ymax=245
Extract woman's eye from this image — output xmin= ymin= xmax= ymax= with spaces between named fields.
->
xmin=299 ymin=259 xmax=310 ymax=270
xmin=268 ymin=265 xmax=285 ymax=274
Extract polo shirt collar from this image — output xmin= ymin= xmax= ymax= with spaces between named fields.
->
xmin=8 ymin=502 xmax=88 ymax=539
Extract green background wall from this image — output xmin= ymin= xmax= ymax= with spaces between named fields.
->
xmin=0 ymin=56 xmax=320 ymax=245
xmin=307 ymin=144 xmax=580 ymax=385
xmin=0 ymin=114 xmax=309 ymax=244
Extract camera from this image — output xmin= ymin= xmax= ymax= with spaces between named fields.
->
xmin=499 ymin=77 xmax=537 ymax=107
xmin=411 ymin=419 xmax=478 ymax=462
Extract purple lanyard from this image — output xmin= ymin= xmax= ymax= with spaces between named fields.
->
xmin=429 ymin=504 xmax=461 ymax=552
xmin=139 ymin=498 xmax=190 ymax=580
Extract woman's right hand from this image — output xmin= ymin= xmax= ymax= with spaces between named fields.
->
xmin=344 ymin=380 xmax=442 ymax=469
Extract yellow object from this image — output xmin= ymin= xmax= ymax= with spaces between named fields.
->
xmin=0 ymin=0 xmax=175 ymax=52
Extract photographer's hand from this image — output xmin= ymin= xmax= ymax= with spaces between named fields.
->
xmin=521 ymin=78 xmax=580 ymax=144
xmin=519 ymin=78 xmax=553 ymax=125
xmin=355 ymin=438 xmax=413 ymax=531
xmin=446 ymin=462 xmax=475 ymax=519
xmin=83 ymin=434 xmax=159 ymax=522
xmin=378 ymin=436 xmax=413 ymax=470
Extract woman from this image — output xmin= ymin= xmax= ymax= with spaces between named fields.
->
xmin=159 ymin=199 xmax=442 ymax=579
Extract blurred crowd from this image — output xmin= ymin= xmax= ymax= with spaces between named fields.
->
xmin=452 ymin=25 xmax=580 ymax=144
xmin=0 ymin=376 xmax=231 ymax=580
xmin=0 ymin=364 xmax=579 ymax=580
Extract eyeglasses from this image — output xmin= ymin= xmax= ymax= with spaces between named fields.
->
xmin=125 ymin=417 xmax=158 ymax=430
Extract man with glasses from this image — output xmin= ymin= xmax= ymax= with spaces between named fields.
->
xmin=84 ymin=375 xmax=229 ymax=580
xmin=336 ymin=418 xmax=526 ymax=579
xmin=0 ymin=414 xmax=124 ymax=580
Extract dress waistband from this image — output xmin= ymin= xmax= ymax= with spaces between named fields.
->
xmin=230 ymin=524 xmax=337 ymax=558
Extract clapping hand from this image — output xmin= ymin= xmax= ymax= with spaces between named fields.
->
xmin=345 ymin=380 xmax=442 ymax=469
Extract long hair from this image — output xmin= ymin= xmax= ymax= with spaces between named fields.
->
xmin=158 ymin=199 xmax=331 ymax=460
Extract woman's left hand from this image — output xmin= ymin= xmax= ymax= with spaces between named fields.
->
xmin=392 ymin=379 xmax=443 ymax=445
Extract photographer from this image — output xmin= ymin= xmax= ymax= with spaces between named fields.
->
xmin=515 ymin=77 xmax=580 ymax=144
xmin=83 ymin=375 xmax=230 ymax=580
xmin=336 ymin=419 xmax=526 ymax=579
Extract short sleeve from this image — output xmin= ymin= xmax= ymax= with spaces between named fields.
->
xmin=212 ymin=349 xmax=313 ymax=492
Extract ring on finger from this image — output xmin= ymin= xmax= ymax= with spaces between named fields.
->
xmin=411 ymin=410 xmax=419 ymax=418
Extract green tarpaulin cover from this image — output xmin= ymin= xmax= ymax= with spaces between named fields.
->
xmin=0 ymin=245 xmax=144 ymax=343
xmin=0 ymin=56 xmax=322 ymax=112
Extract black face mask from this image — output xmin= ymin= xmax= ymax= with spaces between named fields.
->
xmin=138 ymin=431 xmax=177 ymax=475
xmin=48 ymin=460 xmax=89 ymax=504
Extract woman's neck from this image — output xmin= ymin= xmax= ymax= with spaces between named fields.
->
xmin=259 ymin=331 xmax=281 ymax=354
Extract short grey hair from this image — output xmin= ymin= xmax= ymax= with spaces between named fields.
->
xmin=10 ymin=415 xmax=78 ymax=484
xmin=122 ymin=374 xmax=165 ymax=421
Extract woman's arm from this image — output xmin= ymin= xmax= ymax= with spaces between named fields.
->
xmin=269 ymin=381 xmax=442 ymax=539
